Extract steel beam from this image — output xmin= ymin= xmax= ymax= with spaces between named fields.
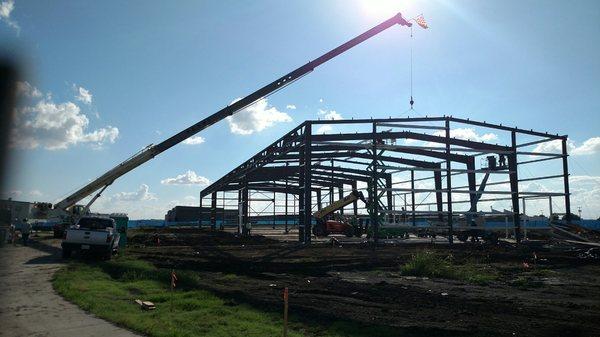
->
xmin=312 ymin=131 xmax=510 ymax=151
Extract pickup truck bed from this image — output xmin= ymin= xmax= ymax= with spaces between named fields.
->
xmin=61 ymin=217 xmax=120 ymax=259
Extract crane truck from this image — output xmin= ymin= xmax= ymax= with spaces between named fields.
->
xmin=43 ymin=13 xmax=412 ymax=228
xmin=312 ymin=189 xmax=366 ymax=237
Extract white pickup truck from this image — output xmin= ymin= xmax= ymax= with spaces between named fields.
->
xmin=61 ymin=216 xmax=120 ymax=259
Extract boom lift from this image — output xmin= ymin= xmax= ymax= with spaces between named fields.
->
xmin=313 ymin=189 xmax=366 ymax=237
xmin=49 ymin=13 xmax=412 ymax=221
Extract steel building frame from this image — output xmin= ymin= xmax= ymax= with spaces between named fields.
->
xmin=200 ymin=116 xmax=571 ymax=244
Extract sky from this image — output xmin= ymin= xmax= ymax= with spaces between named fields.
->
xmin=1 ymin=0 xmax=599 ymax=219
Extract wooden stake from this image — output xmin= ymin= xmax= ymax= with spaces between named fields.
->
xmin=170 ymin=269 xmax=174 ymax=313
xmin=283 ymin=287 xmax=289 ymax=337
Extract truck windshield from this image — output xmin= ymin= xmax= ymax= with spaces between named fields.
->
xmin=77 ymin=218 xmax=113 ymax=230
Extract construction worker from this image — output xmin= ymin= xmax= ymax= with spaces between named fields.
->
xmin=499 ymin=154 xmax=506 ymax=168
xmin=21 ymin=218 xmax=31 ymax=246
xmin=8 ymin=223 xmax=16 ymax=246
xmin=401 ymin=207 xmax=407 ymax=223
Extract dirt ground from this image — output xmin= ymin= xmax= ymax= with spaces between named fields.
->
xmin=128 ymin=227 xmax=600 ymax=337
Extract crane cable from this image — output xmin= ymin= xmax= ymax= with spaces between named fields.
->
xmin=409 ymin=26 xmax=414 ymax=110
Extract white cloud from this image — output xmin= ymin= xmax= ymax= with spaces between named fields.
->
xmin=0 ymin=190 xmax=22 ymax=199
xmin=433 ymin=128 xmax=498 ymax=142
xmin=75 ymin=86 xmax=93 ymax=105
xmin=464 ymin=175 xmax=600 ymax=219
xmin=533 ymin=137 xmax=600 ymax=156
xmin=568 ymin=176 xmax=600 ymax=218
xmin=572 ymin=138 xmax=600 ymax=155
xmin=80 ymin=184 xmax=165 ymax=219
xmin=161 ymin=170 xmax=210 ymax=186
xmin=316 ymin=125 xmax=333 ymax=134
xmin=11 ymin=84 xmax=119 ymax=150
xmin=318 ymin=109 xmax=343 ymax=121
xmin=524 ymin=175 xmax=600 ymax=219
xmin=286 ymin=104 xmax=296 ymax=110
xmin=29 ymin=190 xmax=43 ymax=197
xmin=533 ymin=139 xmax=567 ymax=153
xmin=180 ymin=196 xmax=198 ymax=206
xmin=112 ymin=184 xmax=156 ymax=201
xmin=315 ymin=109 xmax=342 ymax=134
xmin=182 ymin=135 xmax=205 ymax=145
xmin=319 ymin=98 xmax=323 ymax=103
xmin=226 ymin=98 xmax=292 ymax=135
xmin=0 ymin=0 xmax=19 ymax=33
xmin=16 ymin=82 xmax=42 ymax=98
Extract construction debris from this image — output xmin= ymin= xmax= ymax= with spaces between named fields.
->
xmin=134 ymin=299 xmax=156 ymax=310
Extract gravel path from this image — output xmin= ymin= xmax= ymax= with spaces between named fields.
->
xmin=0 ymin=237 xmax=142 ymax=337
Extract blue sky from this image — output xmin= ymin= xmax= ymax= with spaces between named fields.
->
xmin=1 ymin=0 xmax=599 ymax=219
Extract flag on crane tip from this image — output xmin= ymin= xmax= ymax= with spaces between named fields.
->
xmin=415 ymin=14 xmax=429 ymax=29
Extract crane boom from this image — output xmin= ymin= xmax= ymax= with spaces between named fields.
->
xmin=54 ymin=13 xmax=412 ymax=211
xmin=313 ymin=189 xmax=366 ymax=220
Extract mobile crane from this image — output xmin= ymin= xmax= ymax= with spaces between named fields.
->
xmin=48 ymin=13 xmax=413 ymax=221
xmin=312 ymin=189 xmax=366 ymax=237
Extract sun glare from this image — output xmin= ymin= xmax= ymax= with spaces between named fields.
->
xmin=358 ymin=0 xmax=417 ymax=20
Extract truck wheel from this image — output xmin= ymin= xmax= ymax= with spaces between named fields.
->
xmin=484 ymin=233 xmax=499 ymax=245
xmin=344 ymin=228 xmax=354 ymax=238
xmin=314 ymin=225 xmax=325 ymax=237
xmin=62 ymin=249 xmax=71 ymax=259
xmin=457 ymin=232 xmax=469 ymax=242
xmin=103 ymin=250 xmax=112 ymax=260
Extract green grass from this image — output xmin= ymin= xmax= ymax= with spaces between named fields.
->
xmin=53 ymin=257 xmax=402 ymax=337
xmin=509 ymin=268 xmax=554 ymax=288
xmin=400 ymin=251 xmax=498 ymax=285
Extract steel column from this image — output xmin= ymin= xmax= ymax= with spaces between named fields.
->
xmin=411 ymin=169 xmax=416 ymax=226
xmin=434 ymin=170 xmax=443 ymax=221
xmin=241 ymin=181 xmax=249 ymax=235
xmin=299 ymin=123 xmax=312 ymax=243
xmin=562 ymin=137 xmax=571 ymax=222
xmin=210 ymin=192 xmax=217 ymax=230
xmin=509 ymin=131 xmax=522 ymax=243
xmin=352 ymin=181 xmax=358 ymax=216
xmin=445 ymin=118 xmax=453 ymax=243
xmin=371 ymin=122 xmax=379 ymax=243
xmin=338 ymin=186 xmax=344 ymax=215
xmin=467 ymin=157 xmax=477 ymax=212
xmin=198 ymin=195 xmax=203 ymax=228
xmin=285 ymin=164 xmax=289 ymax=233
xmin=329 ymin=160 xmax=335 ymax=205
xmin=386 ymin=175 xmax=393 ymax=213
xmin=316 ymin=189 xmax=322 ymax=210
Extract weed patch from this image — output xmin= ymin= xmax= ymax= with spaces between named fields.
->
xmin=53 ymin=257 xmax=406 ymax=337
xmin=400 ymin=251 xmax=498 ymax=284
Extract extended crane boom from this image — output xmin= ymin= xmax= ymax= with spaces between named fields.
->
xmin=313 ymin=189 xmax=366 ymax=220
xmin=54 ymin=13 xmax=412 ymax=212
